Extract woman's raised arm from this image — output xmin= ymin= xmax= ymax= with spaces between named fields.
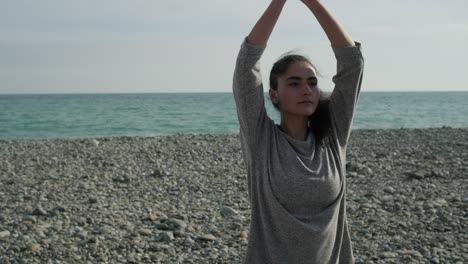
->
xmin=247 ymin=0 xmax=287 ymax=45
xmin=301 ymin=0 xmax=354 ymax=47
xmin=300 ymin=0 xmax=364 ymax=147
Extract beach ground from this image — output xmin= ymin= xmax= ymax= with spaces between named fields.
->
xmin=0 ymin=128 xmax=467 ymax=263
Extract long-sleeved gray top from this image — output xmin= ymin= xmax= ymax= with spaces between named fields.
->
xmin=232 ymin=37 xmax=364 ymax=264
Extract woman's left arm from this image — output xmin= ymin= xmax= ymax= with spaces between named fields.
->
xmin=302 ymin=0 xmax=364 ymax=148
xmin=301 ymin=0 xmax=354 ymax=47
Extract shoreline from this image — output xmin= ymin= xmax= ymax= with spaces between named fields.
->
xmin=1 ymin=126 xmax=466 ymax=142
xmin=1 ymin=128 xmax=467 ymax=263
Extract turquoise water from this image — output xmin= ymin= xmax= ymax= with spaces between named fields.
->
xmin=0 ymin=92 xmax=467 ymax=139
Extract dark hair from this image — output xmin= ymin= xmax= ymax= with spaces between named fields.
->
xmin=269 ymin=53 xmax=331 ymax=144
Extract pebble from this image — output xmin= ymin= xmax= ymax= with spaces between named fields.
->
xmin=88 ymin=196 xmax=98 ymax=204
xmin=197 ymin=234 xmax=217 ymax=241
xmin=239 ymin=231 xmax=248 ymax=239
xmin=379 ymin=252 xmax=398 ymax=258
xmin=406 ymin=171 xmax=425 ymax=180
xmin=137 ymin=228 xmax=152 ymax=236
xmin=160 ymin=231 xmax=174 ymax=242
xmin=461 ymin=193 xmax=468 ymax=203
xmin=28 ymin=243 xmax=42 ymax=253
xmin=31 ymin=207 xmax=48 ymax=216
xmin=383 ymin=186 xmax=395 ymax=194
xmin=165 ymin=218 xmax=187 ymax=231
xmin=399 ymin=250 xmax=423 ymax=258
xmin=0 ymin=230 xmax=11 ymax=240
xmin=220 ymin=206 xmax=237 ymax=217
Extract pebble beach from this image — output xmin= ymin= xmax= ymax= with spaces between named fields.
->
xmin=0 ymin=128 xmax=467 ymax=264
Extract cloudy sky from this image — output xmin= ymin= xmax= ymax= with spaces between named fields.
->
xmin=1 ymin=0 xmax=467 ymax=94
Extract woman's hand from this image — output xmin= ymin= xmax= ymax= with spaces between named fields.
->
xmin=247 ymin=0 xmax=288 ymax=45
xmin=300 ymin=0 xmax=354 ymax=47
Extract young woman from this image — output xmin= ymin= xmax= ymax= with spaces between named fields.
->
xmin=232 ymin=0 xmax=364 ymax=263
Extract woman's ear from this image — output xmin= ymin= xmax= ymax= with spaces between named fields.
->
xmin=269 ymin=89 xmax=279 ymax=104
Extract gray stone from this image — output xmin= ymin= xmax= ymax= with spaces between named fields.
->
xmin=88 ymin=196 xmax=98 ymax=204
xmin=399 ymin=250 xmax=423 ymax=258
xmin=160 ymin=231 xmax=174 ymax=242
xmin=406 ymin=171 xmax=425 ymax=180
xmin=184 ymin=237 xmax=195 ymax=246
xmin=138 ymin=228 xmax=152 ymax=236
xmin=166 ymin=218 xmax=187 ymax=231
xmin=28 ymin=243 xmax=42 ymax=253
xmin=0 ymin=230 xmax=11 ymax=240
xmin=461 ymin=193 xmax=468 ymax=203
xmin=198 ymin=234 xmax=217 ymax=241
xmin=32 ymin=207 xmax=48 ymax=216
xmin=220 ymin=206 xmax=237 ymax=217
xmin=383 ymin=186 xmax=395 ymax=194
xmin=76 ymin=230 xmax=88 ymax=239
xmin=379 ymin=252 xmax=398 ymax=258
xmin=359 ymin=166 xmax=373 ymax=175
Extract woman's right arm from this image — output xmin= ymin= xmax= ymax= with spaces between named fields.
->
xmin=233 ymin=0 xmax=287 ymax=143
xmin=247 ymin=0 xmax=287 ymax=45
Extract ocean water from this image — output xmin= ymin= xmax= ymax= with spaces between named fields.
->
xmin=0 ymin=92 xmax=467 ymax=140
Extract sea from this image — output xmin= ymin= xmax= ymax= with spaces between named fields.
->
xmin=0 ymin=92 xmax=467 ymax=140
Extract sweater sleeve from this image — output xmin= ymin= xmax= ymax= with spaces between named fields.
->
xmin=232 ymin=37 xmax=269 ymax=144
xmin=329 ymin=42 xmax=364 ymax=148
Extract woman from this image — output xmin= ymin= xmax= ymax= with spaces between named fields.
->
xmin=232 ymin=0 xmax=364 ymax=263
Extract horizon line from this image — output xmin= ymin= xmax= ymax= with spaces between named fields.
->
xmin=1 ymin=90 xmax=468 ymax=96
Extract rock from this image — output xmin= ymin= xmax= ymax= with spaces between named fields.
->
xmin=112 ymin=175 xmax=130 ymax=183
xmin=220 ymin=206 xmax=237 ymax=217
xmin=461 ymin=193 xmax=468 ymax=203
xmin=359 ymin=166 xmax=373 ymax=175
xmin=399 ymin=250 xmax=423 ymax=258
xmin=151 ymin=168 xmax=170 ymax=178
xmin=434 ymin=198 xmax=447 ymax=206
xmin=88 ymin=196 xmax=98 ymax=204
xmin=406 ymin=171 xmax=425 ymax=180
xmin=184 ymin=237 xmax=195 ymax=246
xmin=31 ymin=207 xmax=48 ymax=216
xmin=138 ymin=228 xmax=152 ymax=236
xmin=198 ymin=234 xmax=217 ymax=241
xmin=165 ymin=218 xmax=187 ymax=231
xmin=0 ymin=230 xmax=11 ymax=240
xmin=53 ymin=205 xmax=67 ymax=212
xmin=28 ymin=243 xmax=42 ymax=253
xmin=160 ymin=231 xmax=174 ymax=242
xmin=147 ymin=214 xmax=158 ymax=221
xmin=379 ymin=252 xmax=398 ymax=258
xmin=448 ymin=194 xmax=461 ymax=202
xmin=383 ymin=186 xmax=395 ymax=194
xmin=156 ymin=223 xmax=169 ymax=230
xmin=76 ymin=230 xmax=88 ymax=239
xmin=239 ymin=231 xmax=248 ymax=239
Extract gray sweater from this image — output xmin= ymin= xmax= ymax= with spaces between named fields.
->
xmin=232 ymin=37 xmax=364 ymax=264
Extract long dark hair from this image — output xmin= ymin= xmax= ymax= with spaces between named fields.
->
xmin=269 ymin=53 xmax=331 ymax=144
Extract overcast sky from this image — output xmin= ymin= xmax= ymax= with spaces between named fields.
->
xmin=1 ymin=0 xmax=467 ymax=94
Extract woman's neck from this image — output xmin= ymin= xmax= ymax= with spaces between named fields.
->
xmin=280 ymin=114 xmax=309 ymax=141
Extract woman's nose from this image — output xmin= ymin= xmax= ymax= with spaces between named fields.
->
xmin=302 ymin=84 xmax=313 ymax=95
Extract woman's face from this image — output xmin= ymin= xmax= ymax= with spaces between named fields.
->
xmin=269 ymin=61 xmax=320 ymax=117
